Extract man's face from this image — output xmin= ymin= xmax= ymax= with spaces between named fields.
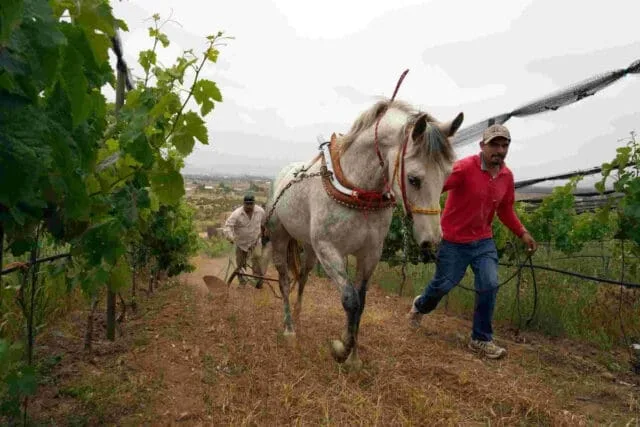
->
xmin=480 ymin=136 xmax=510 ymax=167
xmin=243 ymin=203 xmax=254 ymax=214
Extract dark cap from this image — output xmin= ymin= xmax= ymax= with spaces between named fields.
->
xmin=243 ymin=193 xmax=255 ymax=204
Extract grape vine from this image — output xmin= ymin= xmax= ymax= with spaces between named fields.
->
xmin=0 ymin=1 xmax=229 ymax=421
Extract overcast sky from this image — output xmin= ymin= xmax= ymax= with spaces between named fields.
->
xmin=109 ymin=0 xmax=640 ymax=186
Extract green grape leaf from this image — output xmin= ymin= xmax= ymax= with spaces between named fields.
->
xmin=139 ymin=50 xmax=157 ymax=74
xmin=86 ymin=30 xmax=112 ymax=65
xmin=80 ymin=219 xmax=126 ymax=266
xmin=0 ymin=0 xmax=24 ymax=43
xmin=60 ymin=43 xmax=89 ymax=127
xmin=75 ymin=0 xmax=117 ymax=36
xmin=192 ymin=80 xmax=222 ymax=116
xmin=150 ymin=160 xmax=185 ymax=205
xmin=205 ymin=47 xmax=219 ymax=63
xmin=172 ymin=111 xmax=208 ymax=155
xmin=149 ymin=92 xmax=179 ymax=119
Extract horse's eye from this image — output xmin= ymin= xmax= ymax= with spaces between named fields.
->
xmin=408 ymin=175 xmax=421 ymax=189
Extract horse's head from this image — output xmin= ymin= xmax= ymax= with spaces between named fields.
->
xmin=336 ymin=99 xmax=463 ymax=259
xmin=392 ymin=109 xmax=463 ymax=259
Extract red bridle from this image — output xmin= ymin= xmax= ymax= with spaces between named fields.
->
xmin=375 ymin=70 xmax=442 ymax=220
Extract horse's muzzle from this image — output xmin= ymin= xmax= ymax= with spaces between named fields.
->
xmin=419 ymin=241 xmax=439 ymax=263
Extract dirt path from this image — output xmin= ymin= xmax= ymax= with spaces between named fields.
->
xmin=31 ymin=254 xmax=639 ymax=425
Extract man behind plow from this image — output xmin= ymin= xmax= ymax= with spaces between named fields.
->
xmin=223 ymin=193 xmax=266 ymax=289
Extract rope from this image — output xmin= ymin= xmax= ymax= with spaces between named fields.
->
xmin=497 ymin=261 xmax=640 ymax=289
xmin=374 ymin=69 xmax=410 ymax=192
xmin=391 ymin=69 xmax=410 ymax=102
xmin=387 ymin=250 xmax=640 ymax=289
xmin=514 ymin=256 xmax=524 ymax=328
xmin=525 ymin=256 xmax=538 ymax=326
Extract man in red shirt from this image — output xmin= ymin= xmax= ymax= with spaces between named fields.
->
xmin=408 ymin=124 xmax=537 ymax=359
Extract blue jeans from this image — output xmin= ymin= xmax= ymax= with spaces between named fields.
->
xmin=414 ymin=238 xmax=499 ymax=342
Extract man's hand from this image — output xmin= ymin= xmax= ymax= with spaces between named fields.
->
xmin=260 ymin=227 xmax=270 ymax=246
xmin=521 ymin=232 xmax=537 ymax=254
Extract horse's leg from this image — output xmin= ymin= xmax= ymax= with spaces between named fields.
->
xmin=271 ymin=228 xmax=296 ymax=336
xmin=344 ymin=252 xmax=379 ymax=370
xmin=293 ymin=243 xmax=317 ymax=321
xmin=313 ymin=241 xmax=357 ymax=364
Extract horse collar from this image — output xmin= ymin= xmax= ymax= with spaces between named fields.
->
xmin=318 ymin=134 xmax=395 ymax=211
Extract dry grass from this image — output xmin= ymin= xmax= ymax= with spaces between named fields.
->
xmin=28 ymin=255 xmax=640 ymax=426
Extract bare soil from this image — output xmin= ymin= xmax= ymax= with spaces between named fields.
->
xmin=29 ymin=255 xmax=640 ymax=426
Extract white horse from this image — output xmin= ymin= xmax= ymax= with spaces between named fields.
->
xmin=265 ymin=99 xmax=463 ymax=369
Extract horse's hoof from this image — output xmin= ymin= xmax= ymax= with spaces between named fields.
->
xmin=330 ymin=340 xmax=349 ymax=363
xmin=283 ymin=329 xmax=296 ymax=338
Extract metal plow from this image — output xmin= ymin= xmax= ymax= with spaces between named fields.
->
xmin=201 ymin=243 xmax=288 ymax=298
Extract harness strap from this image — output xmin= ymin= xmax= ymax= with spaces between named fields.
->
xmin=319 ymin=136 xmax=395 ymax=211
xmin=390 ymin=129 xmax=442 ymax=218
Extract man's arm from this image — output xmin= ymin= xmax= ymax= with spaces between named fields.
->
xmin=223 ymin=210 xmax=238 ymax=242
xmin=497 ymin=182 xmax=537 ymax=252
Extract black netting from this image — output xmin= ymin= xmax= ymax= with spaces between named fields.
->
xmin=518 ymin=190 xmax=619 ymax=200
xmin=510 ymin=71 xmax=623 ymax=117
xmin=452 ymin=58 xmax=640 ymax=148
xmin=514 ymin=166 xmax=605 ymax=189
xmin=514 ymin=162 xmax=634 ymax=193
xmin=450 ymin=114 xmax=511 ymax=148
xmin=111 ymin=31 xmax=134 ymax=91
xmin=626 ymin=59 xmax=640 ymax=74
xmin=520 ymin=191 xmax=623 ymax=214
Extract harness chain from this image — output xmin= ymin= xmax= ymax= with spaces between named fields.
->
xmin=264 ymin=168 xmax=330 ymax=229
xmin=257 ymin=167 xmax=330 ymax=299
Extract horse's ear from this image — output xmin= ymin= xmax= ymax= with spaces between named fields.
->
xmin=411 ymin=114 xmax=429 ymax=141
xmin=439 ymin=112 xmax=464 ymax=137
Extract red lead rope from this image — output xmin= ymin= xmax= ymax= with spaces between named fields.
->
xmin=399 ymin=133 xmax=412 ymax=219
xmin=374 ymin=69 xmax=410 ymax=195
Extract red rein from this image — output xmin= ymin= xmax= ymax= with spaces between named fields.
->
xmin=373 ymin=69 xmax=411 ymax=213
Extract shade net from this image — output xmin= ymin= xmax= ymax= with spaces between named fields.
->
xmin=452 ymin=58 xmax=640 ymax=148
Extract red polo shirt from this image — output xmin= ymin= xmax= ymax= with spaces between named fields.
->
xmin=441 ymin=153 xmax=526 ymax=243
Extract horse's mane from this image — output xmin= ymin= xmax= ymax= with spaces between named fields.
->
xmin=337 ymin=99 xmax=455 ymax=169
xmin=337 ymin=100 xmax=415 ymax=153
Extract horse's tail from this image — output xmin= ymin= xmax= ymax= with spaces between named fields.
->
xmin=287 ymin=239 xmax=301 ymax=285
